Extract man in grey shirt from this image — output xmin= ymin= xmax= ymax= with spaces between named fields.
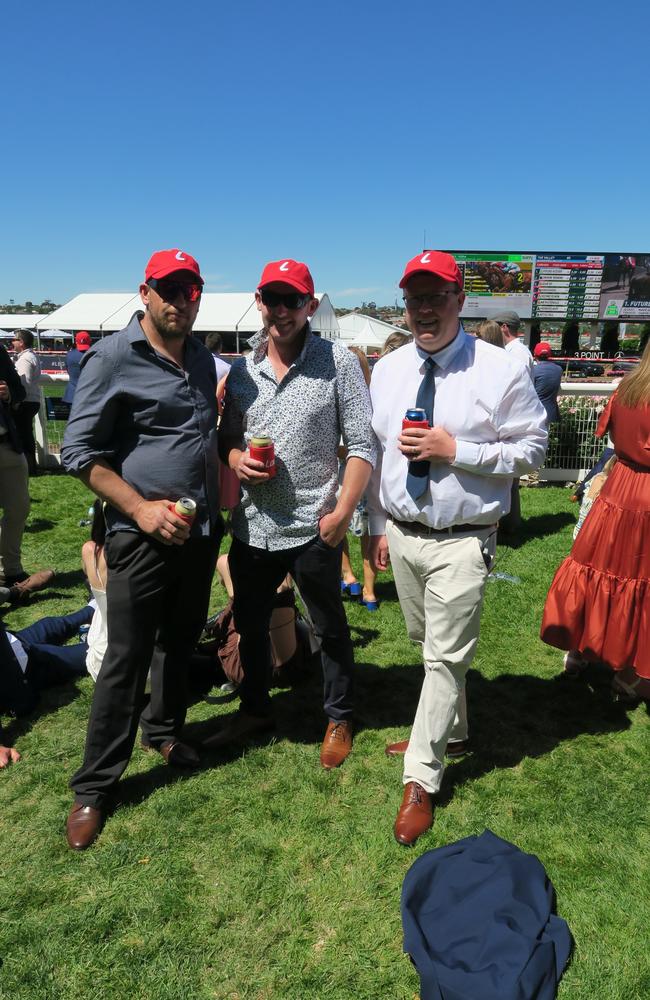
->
xmin=61 ymin=249 xmax=222 ymax=850
xmin=214 ymin=258 xmax=376 ymax=768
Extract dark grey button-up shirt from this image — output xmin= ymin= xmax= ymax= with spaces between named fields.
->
xmin=220 ymin=326 xmax=377 ymax=550
xmin=61 ymin=312 xmax=220 ymax=536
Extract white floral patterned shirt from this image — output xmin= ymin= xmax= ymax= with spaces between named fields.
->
xmin=221 ymin=327 xmax=377 ymax=550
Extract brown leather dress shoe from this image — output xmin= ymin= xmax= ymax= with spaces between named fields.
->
xmin=385 ymin=738 xmax=469 ymax=758
xmin=160 ymin=740 xmax=200 ymax=768
xmin=66 ymin=803 xmax=104 ymax=850
xmin=394 ymin=781 xmax=434 ymax=846
xmin=141 ymin=739 xmax=200 ymax=768
xmin=320 ymin=719 xmax=353 ymax=769
xmin=385 ymin=738 xmax=409 ymax=757
xmin=446 ymin=739 xmax=470 ymax=758
xmin=9 ymin=569 xmax=56 ymax=604
xmin=202 ymin=711 xmax=275 ymax=750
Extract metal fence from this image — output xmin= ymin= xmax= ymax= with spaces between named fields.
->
xmin=539 ymin=383 xmax=614 ymax=481
xmin=35 ymin=377 xmax=68 ymax=468
xmin=35 ymin=376 xmax=615 ymax=480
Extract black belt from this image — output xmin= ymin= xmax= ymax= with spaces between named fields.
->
xmin=391 ymin=518 xmax=492 ymax=536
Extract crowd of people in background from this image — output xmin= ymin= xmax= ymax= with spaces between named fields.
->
xmin=1 ymin=248 xmax=649 ymax=855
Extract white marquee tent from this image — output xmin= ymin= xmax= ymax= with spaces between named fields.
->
xmin=336 ymin=312 xmax=408 ymax=350
xmin=36 ymin=292 xmax=339 ymax=348
xmin=0 ymin=313 xmax=46 ymax=330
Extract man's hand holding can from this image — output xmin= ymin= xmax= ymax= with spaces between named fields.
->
xmin=133 ymin=499 xmax=192 ymax=545
xmin=232 ymin=438 xmax=275 ymax=486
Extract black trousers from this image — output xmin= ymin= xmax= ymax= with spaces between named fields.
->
xmin=14 ymin=402 xmax=40 ymax=475
xmin=71 ymin=527 xmax=221 ymax=808
xmin=229 ymin=534 xmax=354 ymax=721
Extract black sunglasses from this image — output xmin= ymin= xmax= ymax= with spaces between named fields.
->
xmin=147 ymin=277 xmax=202 ymax=304
xmin=260 ymin=289 xmax=311 ymax=310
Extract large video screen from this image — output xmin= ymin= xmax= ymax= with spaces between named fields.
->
xmin=449 ymin=250 xmax=650 ymax=322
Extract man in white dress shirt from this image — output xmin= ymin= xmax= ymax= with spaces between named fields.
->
xmin=493 ymin=311 xmax=533 ymax=533
xmin=494 ymin=310 xmax=534 ymax=374
xmin=367 ymin=252 xmax=547 ymax=846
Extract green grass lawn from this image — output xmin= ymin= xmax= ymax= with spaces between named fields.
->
xmin=1 ymin=479 xmax=649 ymax=1000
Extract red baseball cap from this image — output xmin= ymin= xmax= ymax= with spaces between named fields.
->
xmin=144 ymin=249 xmax=204 ymax=284
xmin=75 ymin=331 xmax=91 ymax=351
xmin=399 ymin=250 xmax=463 ymax=289
xmin=258 ymin=259 xmax=314 ymax=297
xmin=534 ymin=341 xmax=553 ymax=358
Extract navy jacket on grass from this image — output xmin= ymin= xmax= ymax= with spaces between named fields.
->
xmin=401 ymin=829 xmax=572 ymax=1000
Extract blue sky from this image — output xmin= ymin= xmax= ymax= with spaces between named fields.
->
xmin=3 ymin=0 xmax=650 ymax=307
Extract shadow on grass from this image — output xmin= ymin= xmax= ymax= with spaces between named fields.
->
xmin=9 ymin=651 xmax=644 ymax=813
xmin=499 ymin=511 xmax=576 ymax=549
xmin=120 ymin=658 xmax=645 ymax=809
xmin=25 ymin=518 xmax=55 ymax=533
xmin=437 ymin=663 xmax=641 ymax=806
xmin=39 ymin=569 xmax=87 ymax=595
xmin=4 ymin=677 xmax=88 ymax=746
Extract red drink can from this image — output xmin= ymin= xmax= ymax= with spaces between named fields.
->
xmin=403 ymin=409 xmax=429 ymax=476
xmin=170 ymin=497 xmax=196 ymax=523
xmin=402 ymin=407 xmax=430 ymax=431
xmin=250 ymin=436 xmax=276 ymax=477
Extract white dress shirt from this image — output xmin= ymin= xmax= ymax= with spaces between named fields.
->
xmin=212 ymin=354 xmax=231 ymax=383
xmin=7 ymin=633 xmax=29 ymax=674
xmin=15 ymin=349 xmax=42 ymax=403
xmin=505 ymin=337 xmax=534 ymax=374
xmin=367 ymin=328 xmax=548 ymax=534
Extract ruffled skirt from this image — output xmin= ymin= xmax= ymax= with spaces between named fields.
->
xmin=541 ymin=460 xmax=650 ymax=677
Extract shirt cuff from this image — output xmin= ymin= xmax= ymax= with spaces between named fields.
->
xmin=345 ymin=447 xmax=377 ymax=468
xmin=451 ymin=439 xmax=480 ymax=471
xmin=61 ymin=450 xmax=109 ymax=475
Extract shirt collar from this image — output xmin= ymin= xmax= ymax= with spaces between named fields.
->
xmin=249 ymin=323 xmax=313 ymax=368
xmin=126 ymin=310 xmax=202 ymax=359
xmin=415 ymin=323 xmax=468 ymax=371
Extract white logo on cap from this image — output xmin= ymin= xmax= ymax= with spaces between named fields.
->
xmin=420 ymin=252 xmax=432 ymax=263
xmin=175 ymin=251 xmax=187 ymax=261
xmin=279 ymin=261 xmax=290 ymax=271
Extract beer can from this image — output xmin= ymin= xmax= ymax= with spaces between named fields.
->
xmin=403 ymin=408 xmax=430 ymax=430
xmin=79 ymin=624 xmax=90 ymax=643
xmin=171 ymin=497 xmax=197 ymax=523
xmin=249 ymin=435 xmax=276 ymax=477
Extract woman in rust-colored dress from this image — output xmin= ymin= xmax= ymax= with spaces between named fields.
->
xmin=541 ymin=342 xmax=650 ymax=701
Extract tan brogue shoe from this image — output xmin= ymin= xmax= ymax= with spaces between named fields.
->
xmin=385 ymin=738 xmax=469 ymax=759
xmin=385 ymin=738 xmax=410 ymax=757
xmin=394 ymin=781 xmax=433 ymax=846
xmin=320 ymin=719 xmax=353 ymax=769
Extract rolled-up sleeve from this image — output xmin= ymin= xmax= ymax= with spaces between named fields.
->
xmin=338 ymin=353 xmax=377 ymax=468
xmin=61 ymin=346 xmax=122 ymax=474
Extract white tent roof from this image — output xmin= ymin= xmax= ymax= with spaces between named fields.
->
xmin=35 ymin=291 xmax=338 ymax=338
xmin=36 ymin=294 xmax=140 ymax=332
xmin=92 ymin=293 xmax=259 ymax=333
xmin=0 ymin=313 xmax=46 ymax=329
xmin=337 ymin=312 xmax=407 ymax=349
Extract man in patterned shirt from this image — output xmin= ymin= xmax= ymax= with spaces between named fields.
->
xmin=213 ymin=258 xmax=376 ymax=768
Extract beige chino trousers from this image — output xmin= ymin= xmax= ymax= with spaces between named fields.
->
xmin=386 ymin=520 xmax=493 ymax=795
